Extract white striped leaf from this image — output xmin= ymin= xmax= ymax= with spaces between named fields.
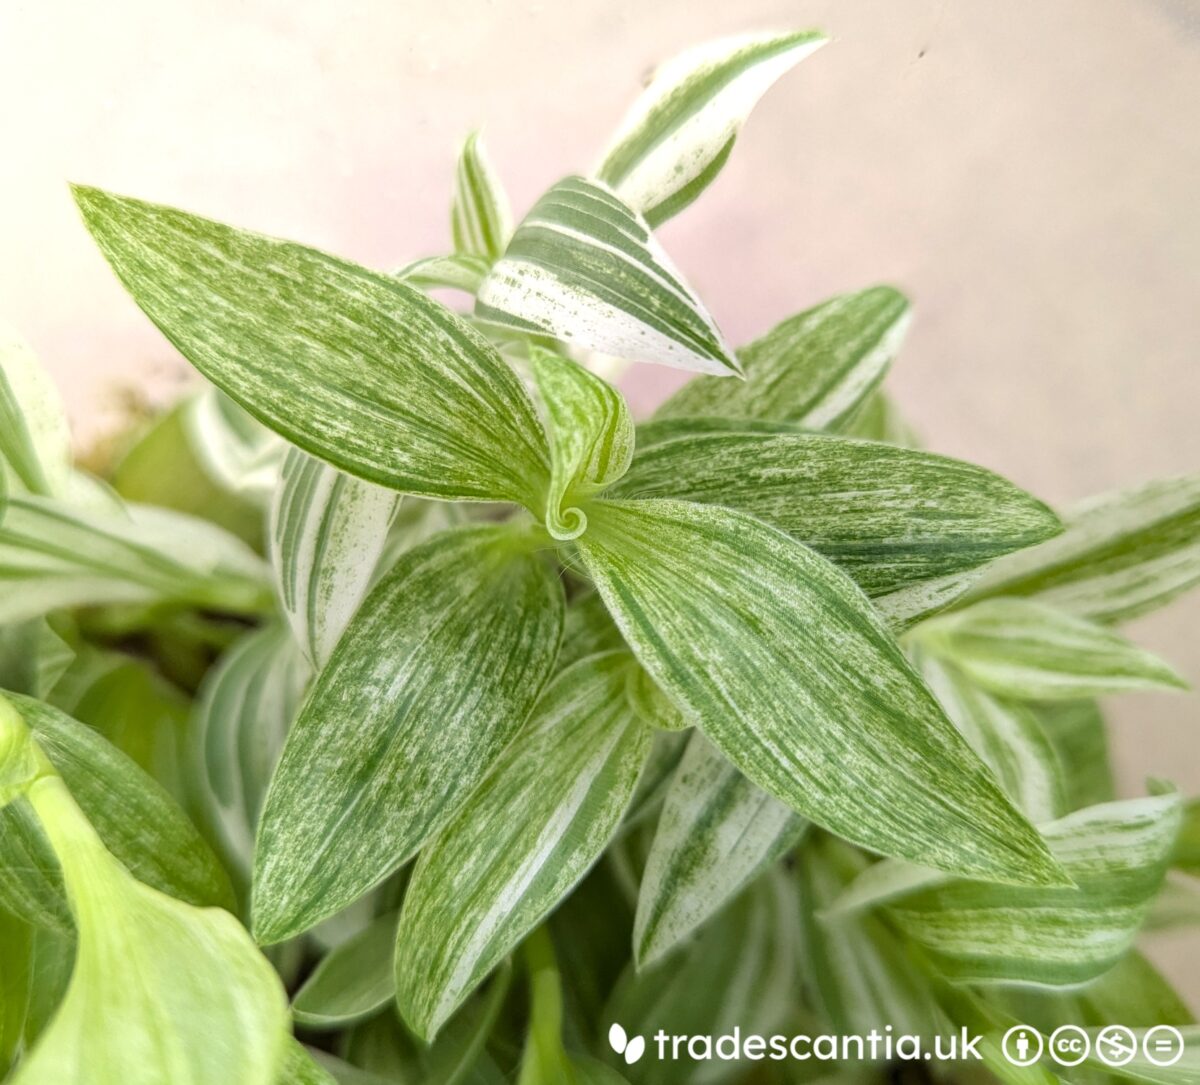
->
xmin=531 ymin=348 xmax=633 ymax=540
xmin=185 ymin=389 xmax=285 ymax=505
xmin=917 ymin=598 xmax=1187 ymax=701
xmin=610 ymin=430 xmax=1061 ymax=601
xmin=873 ymin=792 xmax=1183 ymax=987
xmin=252 ymin=524 xmax=564 ymax=944
xmin=269 ymin=447 xmax=401 ymax=668
xmin=475 ymin=176 xmax=739 ymax=376
xmin=395 ymin=652 xmax=650 ymax=1040
xmin=72 ymin=186 xmax=551 ymax=508
xmin=291 ymin=910 xmax=398 ymax=1029
xmin=577 ymin=498 xmax=1064 ymax=886
xmin=637 ymin=415 xmax=810 ymax=450
xmin=634 ymin=731 xmax=805 ymax=966
xmin=656 ymin=286 xmax=910 ymax=428
xmin=559 ymin=590 xmax=625 ymax=670
xmin=0 ymin=323 xmax=70 ymax=497
xmin=966 ymin=475 xmax=1200 ymax=623
xmin=1034 ymin=699 xmax=1115 ymax=812
xmin=193 ymin=624 xmax=311 ymax=879
xmin=0 ymin=693 xmax=234 ymax=933
xmin=11 ymin=761 xmax=288 ymax=1085
xmin=596 ymin=30 xmax=827 ymax=225
xmin=451 ymin=131 xmax=513 ymax=263
xmin=920 ymin=655 xmax=1067 ymax=823
xmin=396 ymin=253 xmax=490 ymax=294
xmin=0 ymin=491 xmax=271 ymax=624
xmin=797 ymin=836 xmax=946 ymax=1038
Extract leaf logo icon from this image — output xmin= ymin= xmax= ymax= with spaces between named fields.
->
xmin=608 ymin=1023 xmax=646 ymax=1064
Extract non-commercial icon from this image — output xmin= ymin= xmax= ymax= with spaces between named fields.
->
xmin=1095 ymin=1026 xmax=1138 ymax=1067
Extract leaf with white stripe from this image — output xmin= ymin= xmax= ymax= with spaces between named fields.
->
xmin=72 ymin=185 xmax=551 ymax=507
xmin=610 ymin=430 xmax=1060 ymax=603
xmin=0 ymin=491 xmax=271 ymax=624
xmin=919 ymin=656 xmax=1067 ymax=824
xmin=634 ymin=731 xmax=805 ymax=967
xmin=656 ymin=286 xmax=910 ymax=429
xmin=193 ymin=624 xmax=310 ymax=879
xmin=451 ymin=131 xmax=513 ymax=263
xmin=0 ymin=322 xmax=70 ymax=497
xmin=597 ymin=30 xmax=827 ymax=225
xmin=966 ymin=475 xmax=1200 ymax=623
xmin=292 ymin=910 xmax=398 ymax=1029
xmin=396 ymin=253 xmax=490 ymax=294
xmin=185 ymin=389 xmax=285 ymax=504
xmin=270 ymin=447 xmax=400 ymax=668
xmin=252 ymin=524 xmax=564 ymax=944
xmin=531 ymin=348 xmax=634 ymax=540
xmin=577 ymin=498 xmax=1065 ymax=887
xmin=476 ymin=176 xmax=739 ymax=376
xmin=1034 ymin=699 xmax=1115 ymax=812
xmin=917 ymin=598 xmax=1187 ymax=701
xmin=879 ymin=792 xmax=1183 ymax=987
xmin=395 ymin=652 xmax=650 ymax=1040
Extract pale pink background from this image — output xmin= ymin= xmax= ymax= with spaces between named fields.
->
xmin=2 ymin=0 xmax=1198 ymax=992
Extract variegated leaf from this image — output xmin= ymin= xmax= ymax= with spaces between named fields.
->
xmin=395 ymin=253 xmax=490 ymax=294
xmin=863 ymin=792 xmax=1183 ymax=987
xmin=577 ymin=498 xmax=1063 ymax=886
xmin=0 ymin=322 xmax=70 ymax=497
xmin=610 ymin=430 xmax=1060 ymax=603
xmin=0 ymin=491 xmax=271 ymax=624
xmin=451 ymin=131 xmax=513 ymax=263
xmin=476 ymin=176 xmax=739 ymax=376
xmin=917 ymin=598 xmax=1186 ymax=700
xmin=291 ymin=911 xmax=398 ymax=1029
xmin=72 ymin=186 xmax=551 ymax=507
xmin=1034 ymin=699 xmax=1115 ymax=812
xmin=634 ymin=732 xmax=805 ymax=966
xmin=656 ymin=286 xmax=910 ymax=428
xmin=185 ymin=389 xmax=285 ymax=504
xmin=252 ymin=525 xmax=563 ymax=944
xmin=966 ymin=475 xmax=1200 ymax=623
xmin=597 ymin=30 xmax=827 ymax=225
xmin=269 ymin=447 xmax=401 ymax=668
xmin=531 ymin=348 xmax=634 ymax=540
xmin=838 ymin=387 xmax=922 ymax=447
xmin=193 ymin=624 xmax=311 ymax=879
xmin=395 ymin=652 xmax=650 ymax=1040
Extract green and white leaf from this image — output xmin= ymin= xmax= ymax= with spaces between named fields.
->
xmin=396 ymin=253 xmax=490 ymax=294
xmin=656 ymin=286 xmax=909 ymax=428
xmin=0 ymin=322 xmax=70 ymax=497
xmin=193 ymin=623 xmax=311 ymax=879
xmin=451 ymin=130 xmax=513 ymax=263
xmin=634 ymin=731 xmax=805 ymax=966
xmin=531 ymin=348 xmax=633 ymax=540
xmin=0 ymin=491 xmax=271 ymax=624
xmin=596 ymin=30 xmax=827 ymax=225
xmin=917 ymin=598 xmax=1187 ymax=700
xmin=919 ymin=655 xmax=1067 ymax=823
xmin=577 ymin=498 xmax=1063 ymax=886
xmin=966 ymin=475 xmax=1200 ymax=623
xmin=291 ymin=911 xmax=398 ymax=1029
xmin=72 ymin=185 xmax=551 ymax=507
xmin=872 ymin=792 xmax=1183 ymax=986
xmin=185 ymin=388 xmax=285 ymax=504
xmin=1033 ymin=699 xmax=1115 ymax=813
xmin=395 ymin=652 xmax=650 ymax=1040
xmin=0 ymin=619 xmax=75 ymax=700
xmin=0 ymin=692 xmax=234 ymax=932
xmin=839 ymin=387 xmax=922 ymax=447
xmin=252 ymin=525 xmax=563 ymax=944
xmin=610 ymin=430 xmax=1061 ymax=602
xmin=270 ymin=447 xmax=401 ymax=668
xmin=559 ymin=590 xmax=625 ymax=670
xmin=476 ymin=176 xmax=739 ymax=376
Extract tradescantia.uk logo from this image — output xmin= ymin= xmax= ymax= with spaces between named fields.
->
xmin=608 ymin=1023 xmax=646 ymax=1065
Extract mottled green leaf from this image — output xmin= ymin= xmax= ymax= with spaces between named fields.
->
xmin=270 ymin=447 xmax=400 ymax=668
xmin=253 ymin=525 xmax=563 ymax=943
xmin=0 ymin=322 xmax=70 ymax=497
xmin=396 ymin=253 xmax=490 ymax=294
xmin=918 ymin=598 xmax=1187 ymax=700
xmin=396 ymin=653 xmax=650 ymax=1039
xmin=610 ymin=430 xmax=1060 ymax=605
xmin=634 ymin=732 xmax=805 ymax=966
xmin=577 ymin=498 xmax=1063 ymax=887
xmin=292 ymin=911 xmax=398 ymax=1029
xmin=452 ymin=131 xmax=513 ymax=263
xmin=656 ymin=286 xmax=909 ymax=428
xmin=559 ymin=591 xmax=624 ymax=670
xmin=967 ymin=475 xmax=1200 ymax=623
xmin=72 ymin=185 xmax=551 ymax=507
xmin=597 ymin=31 xmax=827 ymax=225
xmin=476 ymin=177 xmax=738 ymax=376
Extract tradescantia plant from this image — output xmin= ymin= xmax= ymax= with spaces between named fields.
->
xmin=1 ymin=26 xmax=1199 ymax=1085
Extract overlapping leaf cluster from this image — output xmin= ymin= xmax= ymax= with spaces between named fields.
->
xmin=1 ymin=29 xmax=1198 ymax=1085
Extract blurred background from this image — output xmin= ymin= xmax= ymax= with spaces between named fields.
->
xmin=2 ymin=0 xmax=1198 ymax=986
